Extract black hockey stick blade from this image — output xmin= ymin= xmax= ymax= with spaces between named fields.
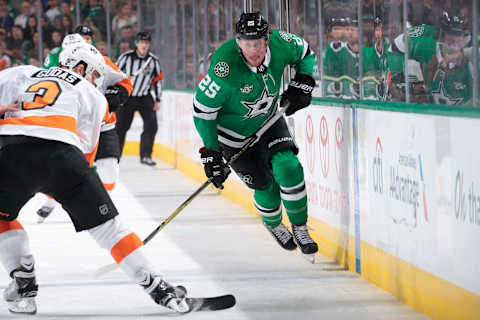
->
xmin=186 ymin=294 xmax=236 ymax=312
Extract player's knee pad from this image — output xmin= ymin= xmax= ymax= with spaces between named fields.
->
xmin=271 ymin=150 xmax=304 ymax=187
xmin=95 ymin=157 xmax=119 ymax=190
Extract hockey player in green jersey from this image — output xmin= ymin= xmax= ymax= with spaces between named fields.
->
xmin=42 ymin=26 xmax=95 ymax=69
xmin=429 ymin=11 xmax=473 ymax=106
xmin=323 ymin=15 xmax=382 ymax=100
xmin=193 ymin=12 xmax=318 ymax=259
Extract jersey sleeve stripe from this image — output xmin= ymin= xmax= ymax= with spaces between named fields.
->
xmin=193 ymin=96 xmax=222 ymax=112
xmin=216 ymin=124 xmax=247 ymax=139
xmin=0 ymin=115 xmax=77 ymax=135
xmin=193 ymin=107 xmax=218 ymax=120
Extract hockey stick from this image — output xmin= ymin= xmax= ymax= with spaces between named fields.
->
xmin=133 ymin=57 xmax=152 ymax=77
xmin=94 ymin=102 xmax=288 ymax=278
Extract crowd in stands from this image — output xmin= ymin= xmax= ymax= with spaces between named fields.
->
xmin=0 ymin=0 xmax=478 ymax=107
xmin=0 ymin=0 xmax=137 ymax=70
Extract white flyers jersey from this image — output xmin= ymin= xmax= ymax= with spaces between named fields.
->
xmin=0 ymin=65 xmax=108 ymax=165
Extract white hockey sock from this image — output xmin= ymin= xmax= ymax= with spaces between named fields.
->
xmin=88 ymin=217 xmax=155 ymax=280
xmin=0 ymin=221 xmax=32 ymax=274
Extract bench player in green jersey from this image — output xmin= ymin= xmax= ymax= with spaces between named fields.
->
xmin=430 ymin=11 xmax=473 ymax=106
xmin=193 ymin=12 xmax=318 ymax=260
xmin=323 ymin=15 xmax=382 ymax=100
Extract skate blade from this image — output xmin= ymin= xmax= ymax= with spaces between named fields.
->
xmin=7 ymin=298 xmax=37 ymax=314
xmin=301 ymin=252 xmax=316 ymax=264
xmin=37 ymin=216 xmax=46 ymax=224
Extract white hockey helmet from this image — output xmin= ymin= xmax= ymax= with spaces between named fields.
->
xmin=61 ymin=33 xmax=86 ymax=48
xmin=59 ymin=42 xmax=106 ymax=88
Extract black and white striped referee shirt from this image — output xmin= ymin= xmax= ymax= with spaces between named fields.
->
xmin=116 ymin=50 xmax=163 ymax=101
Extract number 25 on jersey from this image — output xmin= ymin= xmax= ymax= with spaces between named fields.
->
xmin=198 ymin=75 xmax=221 ymax=98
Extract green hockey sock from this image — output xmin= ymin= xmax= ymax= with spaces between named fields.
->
xmin=254 ymin=180 xmax=282 ymax=226
xmin=271 ymin=150 xmax=308 ymax=225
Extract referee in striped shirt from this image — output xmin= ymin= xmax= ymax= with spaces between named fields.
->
xmin=116 ymin=31 xmax=163 ymax=166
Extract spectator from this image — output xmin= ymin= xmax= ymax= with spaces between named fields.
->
xmin=0 ymin=41 xmax=11 ymax=70
xmin=24 ymin=31 xmax=45 ymax=63
xmin=117 ymin=38 xmax=131 ymax=57
xmin=59 ymin=14 xmax=73 ymax=36
xmin=0 ymin=5 xmax=13 ymax=33
xmin=14 ymin=1 xmax=33 ymax=29
xmin=112 ymin=1 xmax=137 ymax=42
xmin=23 ymin=15 xmax=37 ymax=44
xmin=0 ymin=26 xmax=6 ymax=43
xmin=49 ymin=29 xmax=62 ymax=48
xmin=45 ymin=0 xmax=61 ymax=24
xmin=39 ymin=14 xmax=54 ymax=46
xmin=5 ymin=25 xmax=27 ymax=60
xmin=115 ymin=24 xmax=134 ymax=57
xmin=86 ymin=0 xmax=106 ymax=35
xmin=59 ymin=0 xmax=72 ymax=17
xmin=96 ymin=40 xmax=107 ymax=55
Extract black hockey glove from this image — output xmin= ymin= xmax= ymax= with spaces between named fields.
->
xmin=199 ymin=147 xmax=231 ymax=189
xmin=105 ymin=85 xmax=129 ymax=112
xmin=280 ymin=73 xmax=315 ymax=116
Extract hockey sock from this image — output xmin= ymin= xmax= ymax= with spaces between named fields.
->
xmin=88 ymin=217 xmax=155 ymax=279
xmin=95 ymin=157 xmax=119 ymax=191
xmin=271 ymin=150 xmax=308 ymax=225
xmin=0 ymin=220 xmax=33 ymax=274
xmin=254 ymin=180 xmax=282 ymax=227
xmin=42 ymin=195 xmax=58 ymax=209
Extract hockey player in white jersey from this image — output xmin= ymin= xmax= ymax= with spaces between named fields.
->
xmin=0 ymin=43 xmax=192 ymax=314
xmin=37 ymin=30 xmax=133 ymax=223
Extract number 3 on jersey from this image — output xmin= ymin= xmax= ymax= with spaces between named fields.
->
xmin=198 ymin=75 xmax=221 ymax=98
xmin=22 ymin=80 xmax=62 ymax=110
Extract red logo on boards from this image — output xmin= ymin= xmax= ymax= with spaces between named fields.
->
xmin=305 ymin=115 xmax=315 ymax=174
xmin=319 ymin=115 xmax=329 ymax=178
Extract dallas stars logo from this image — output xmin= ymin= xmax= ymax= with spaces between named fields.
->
xmin=431 ymin=81 xmax=463 ymax=105
xmin=241 ymin=88 xmax=276 ymax=119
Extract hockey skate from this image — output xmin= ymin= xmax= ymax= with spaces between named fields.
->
xmin=264 ymin=222 xmax=297 ymax=251
xmin=36 ymin=205 xmax=54 ymax=223
xmin=292 ymin=223 xmax=319 ymax=263
xmin=3 ymin=255 xmax=38 ymax=314
xmin=137 ymin=271 xmax=190 ymax=313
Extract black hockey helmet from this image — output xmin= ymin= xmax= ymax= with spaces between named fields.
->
xmin=74 ymin=25 xmax=94 ymax=37
xmin=235 ymin=12 xmax=269 ymax=40
xmin=439 ymin=11 xmax=466 ymax=35
xmin=136 ymin=31 xmax=151 ymax=42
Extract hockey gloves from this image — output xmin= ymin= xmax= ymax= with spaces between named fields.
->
xmin=281 ymin=73 xmax=315 ymax=116
xmin=105 ymin=85 xmax=129 ymax=112
xmin=199 ymin=147 xmax=231 ymax=189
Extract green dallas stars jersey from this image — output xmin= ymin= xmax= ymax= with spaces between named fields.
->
xmin=323 ymin=42 xmax=382 ymax=100
xmin=429 ymin=42 xmax=473 ymax=106
xmin=193 ymin=29 xmax=315 ymax=150
xmin=42 ymin=46 xmax=62 ymax=69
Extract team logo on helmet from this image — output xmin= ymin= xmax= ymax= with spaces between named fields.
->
xmin=408 ymin=26 xmax=425 ymax=38
xmin=279 ymin=31 xmax=292 ymax=42
xmin=214 ymin=61 xmax=229 ymax=77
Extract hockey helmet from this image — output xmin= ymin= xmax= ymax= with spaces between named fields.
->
xmin=74 ymin=25 xmax=94 ymax=37
xmin=136 ymin=31 xmax=151 ymax=42
xmin=59 ymin=43 xmax=106 ymax=88
xmin=61 ymin=33 xmax=86 ymax=48
xmin=439 ymin=11 xmax=466 ymax=35
xmin=235 ymin=12 xmax=269 ymax=40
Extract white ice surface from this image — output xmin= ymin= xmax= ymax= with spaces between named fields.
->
xmin=0 ymin=156 xmax=429 ymax=320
